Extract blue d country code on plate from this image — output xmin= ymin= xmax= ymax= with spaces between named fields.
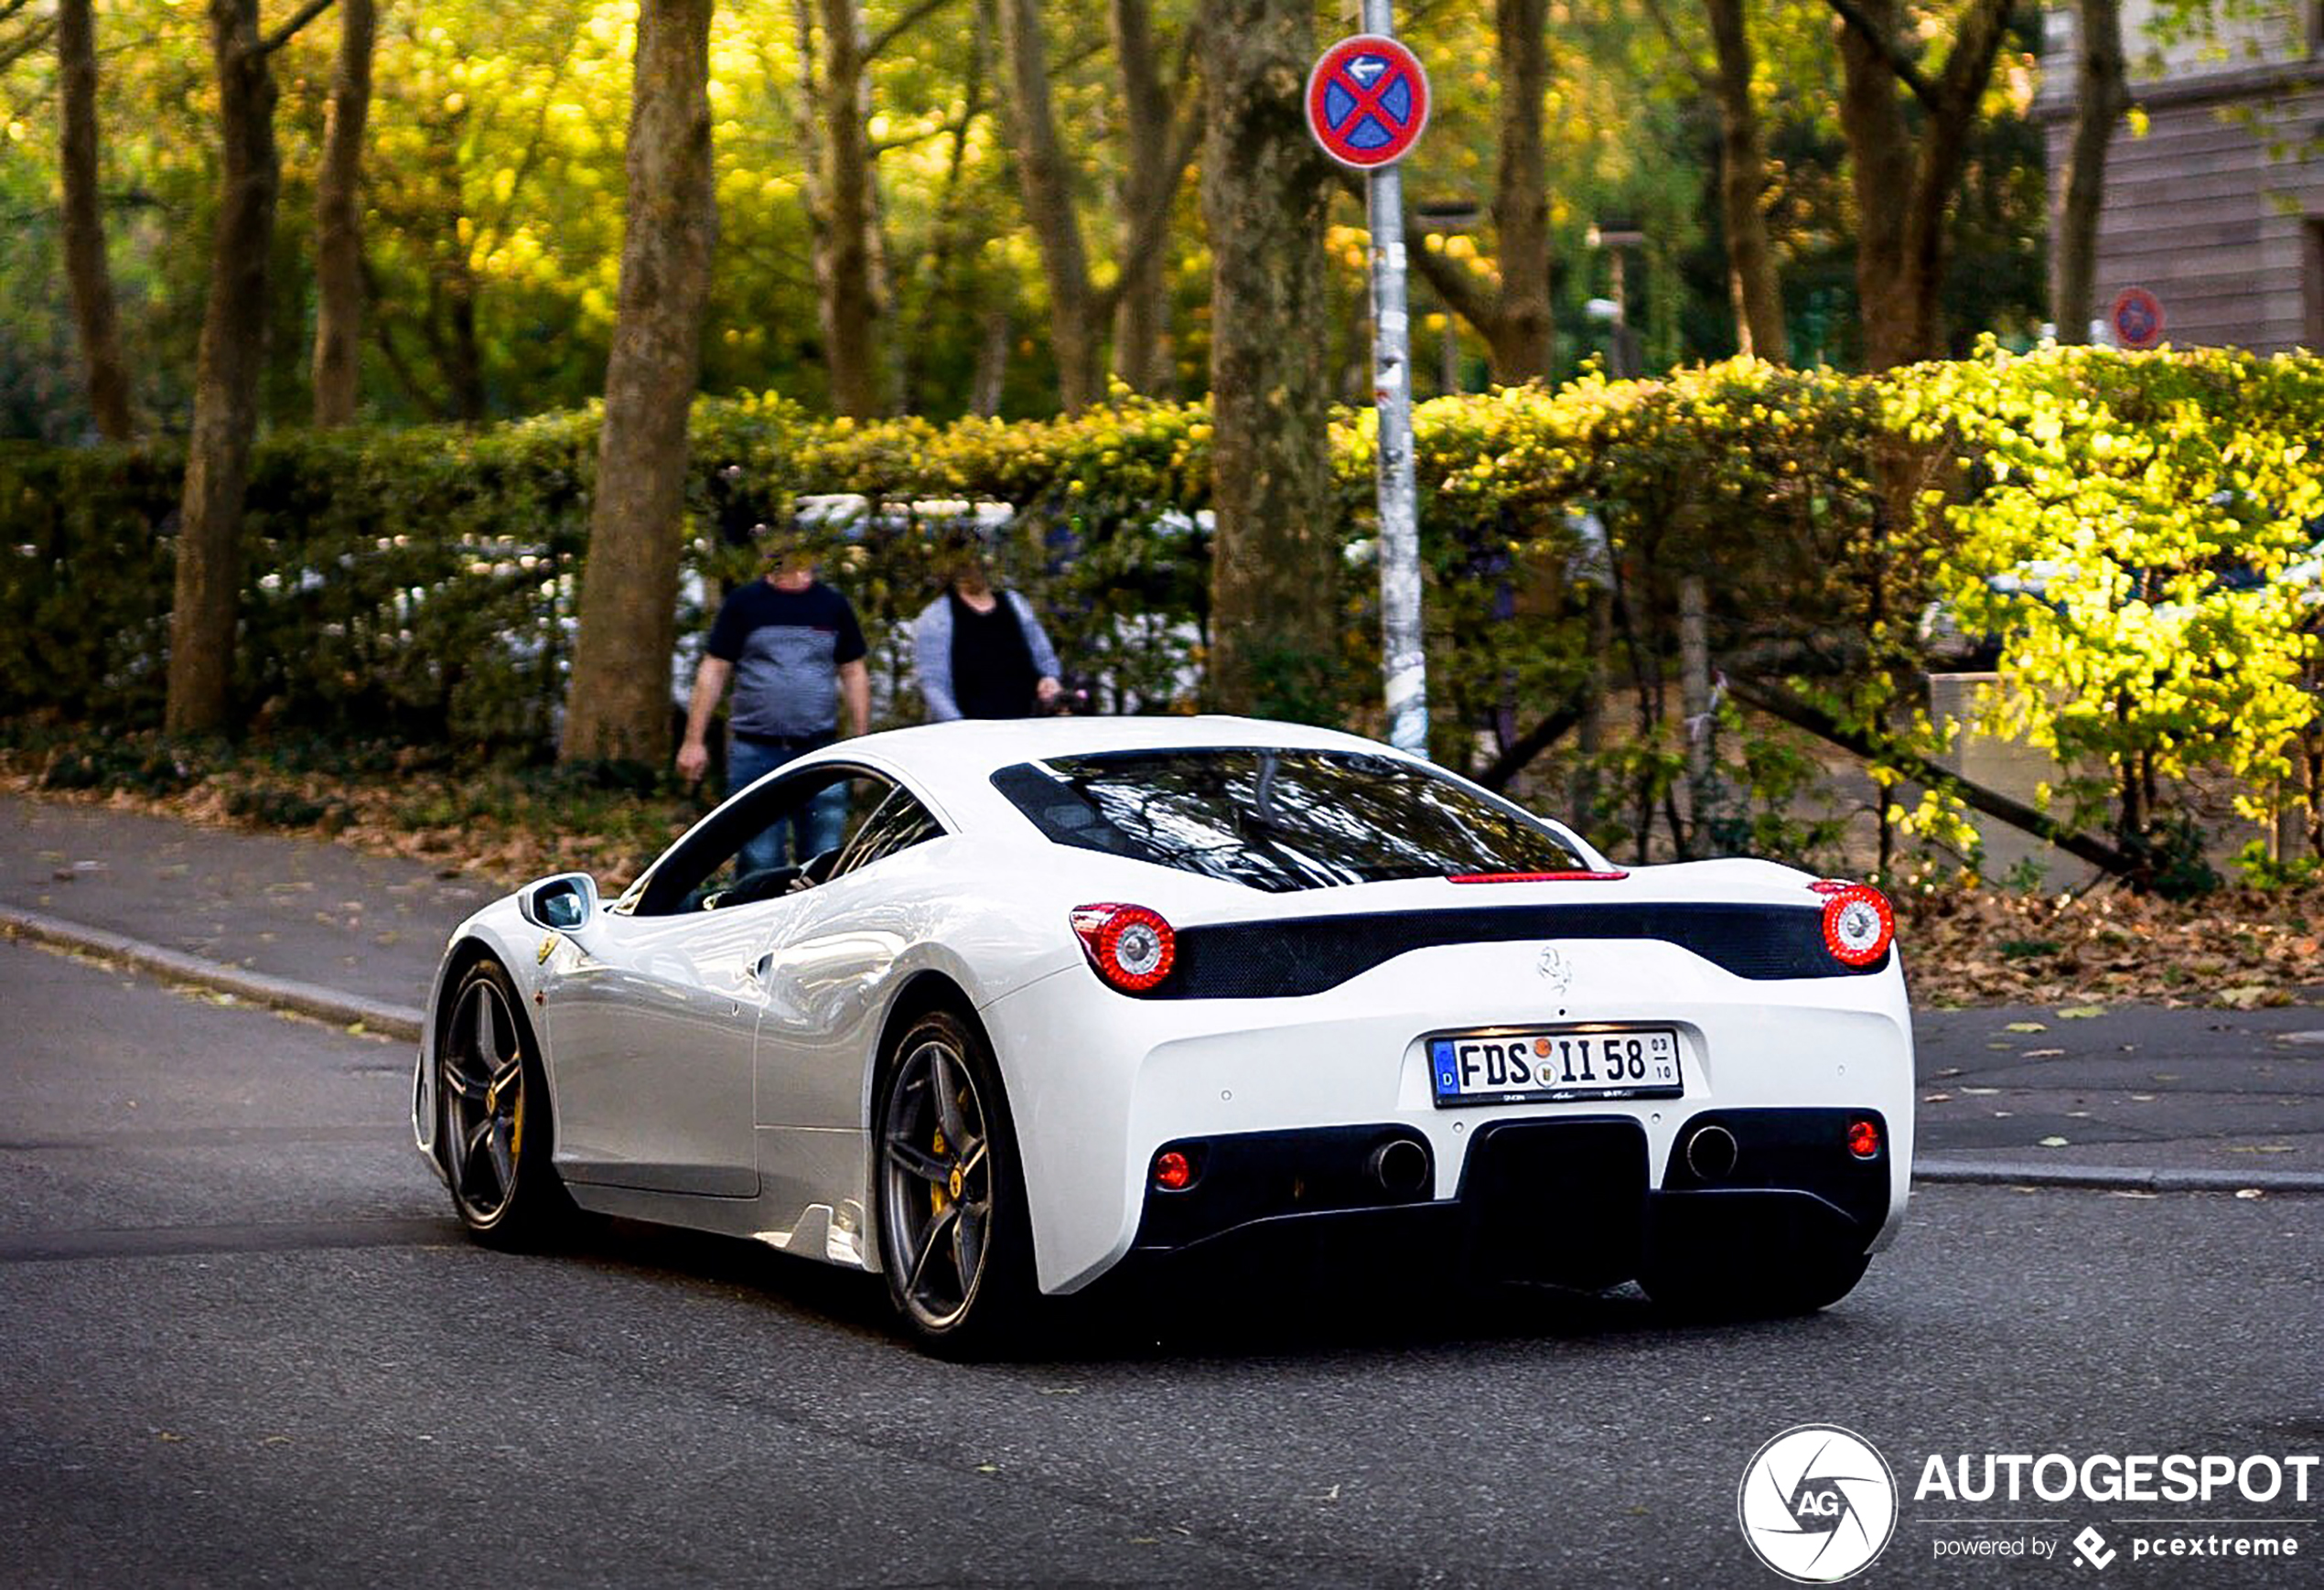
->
xmin=1430 ymin=1027 xmax=1683 ymax=1106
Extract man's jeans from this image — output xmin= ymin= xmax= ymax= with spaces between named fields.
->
xmin=728 ymin=733 xmax=847 ymax=874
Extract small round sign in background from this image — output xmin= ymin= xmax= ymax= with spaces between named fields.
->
xmin=2111 ymin=285 xmax=2165 ymax=349
xmin=1306 ymin=34 xmax=1430 ymax=169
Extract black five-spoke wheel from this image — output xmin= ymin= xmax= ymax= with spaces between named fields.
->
xmin=875 ymin=1009 xmax=1031 ymax=1352
xmin=437 ymin=958 xmax=569 ymax=1246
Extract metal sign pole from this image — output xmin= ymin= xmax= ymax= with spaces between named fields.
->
xmin=1361 ymin=0 xmax=1426 ymax=755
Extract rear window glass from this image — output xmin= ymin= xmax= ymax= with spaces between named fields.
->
xmin=991 ymin=749 xmax=1587 ymax=892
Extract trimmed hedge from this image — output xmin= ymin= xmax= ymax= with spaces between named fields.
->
xmin=5 ymin=347 xmax=2319 ymax=866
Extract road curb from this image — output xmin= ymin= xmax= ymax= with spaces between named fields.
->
xmin=0 ymin=904 xmax=425 ymax=1045
xmin=1915 ymin=1156 xmax=2324 ymax=1195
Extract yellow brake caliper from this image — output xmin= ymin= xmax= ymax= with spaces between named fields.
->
xmin=930 ymin=1126 xmax=950 ymax=1216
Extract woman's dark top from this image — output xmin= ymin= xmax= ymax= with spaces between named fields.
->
xmin=948 ymin=587 xmax=1040 ymax=718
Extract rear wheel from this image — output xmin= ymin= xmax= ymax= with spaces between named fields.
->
xmin=873 ymin=1009 xmax=1035 ymax=1357
xmin=437 ymin=957 xmax=573 ymax=1248
xmin=1642 ymin=1250 xmax=1869 ymax=1319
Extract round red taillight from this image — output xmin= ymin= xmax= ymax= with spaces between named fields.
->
xmin=1070 ymin=903 xmax=1178 ymax=993
xmin=1153 ymin=1150 xmax=1193 ymax=1190
xmin=1815 ymin=881 xmax=1895 ymax=968
xmin=1847 ymin=1118 xmax=1883 ymax=1159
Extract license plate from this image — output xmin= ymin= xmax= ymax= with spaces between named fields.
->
xmin=1429 ymin=1026 xmax=1684 ymax=1107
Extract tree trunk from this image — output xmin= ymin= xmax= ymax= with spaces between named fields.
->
xmin=970 ymin=299 xmax=1012 ymax=415
xmin=796 ymin=0 xmax=886 ymax=418
xmin=2052 ymin=0 xmax=2127 ymax=342
xmin=1108 ymin=0 xmax=1174 ymax=392
xmin=1200 ymin=0 xmax=1335 ymax=719
xmin=561 ymin=0 xmax=717 ymax=767
xmin=1830 ymin=0 xmax=2012 ymax=368
xmin=311 ymin=0 xmax=375 ymax=426
xmin=1834 ymin=0 xmax=1918 ymax=369
xmin=166 ymin=0 xmax=286 ymax=736
xmin=56 ymin=0 xmax=136 ymax=441
xmin=898 ymin=0 xmax=990 ymax=411
xmin=1704 ymin=0 xmax=1785 ymax=361
xmin=1386 ymin=0 xmax=1553 ymax=386
xmin=998 ymin=0 xmax=1102 ymax=410
xmin=1487 ymin=0 xmax=1552 ymax=383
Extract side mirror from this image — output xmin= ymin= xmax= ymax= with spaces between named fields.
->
xmin=519 ymin=872 xmax=599 ymax=931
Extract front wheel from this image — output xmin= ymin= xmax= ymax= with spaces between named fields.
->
xmin=436 ymin=957 xmax=574 ymax=1249
xmin=873 ymin=1009 xmax=1035 ymax=1357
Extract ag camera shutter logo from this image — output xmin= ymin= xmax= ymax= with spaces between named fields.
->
xmin=1738 ymin=1424 xmax=1899 ymax=1582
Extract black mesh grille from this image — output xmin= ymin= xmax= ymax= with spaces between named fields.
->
xmin=1153 ymin=902 xmax=1881 ymax=999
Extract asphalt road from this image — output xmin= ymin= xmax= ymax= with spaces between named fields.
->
xmin=2 ymin=939 xmax=2319 ymax=1588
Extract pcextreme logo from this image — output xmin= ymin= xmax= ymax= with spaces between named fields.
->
xmin=1738 ymin=1423 xmax=1899 ymax=1583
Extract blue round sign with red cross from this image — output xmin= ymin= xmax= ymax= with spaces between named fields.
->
xmin=1306 ymin=34 xmax=1430 ymax=170
xmin=2111 ymin=285 xmax=2165 ymax=349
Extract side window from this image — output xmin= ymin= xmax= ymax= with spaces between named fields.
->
xmin=826 ymin=784 xmax=944 ymax=881
xmin=634 ymin=767 xmax=875 ymax=916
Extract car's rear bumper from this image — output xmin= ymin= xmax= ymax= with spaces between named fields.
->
xmin=1112 ymin=1109 xmax=1891 ymax=1293
xmin=980 ymin=938 xmax=1915 ymax=1295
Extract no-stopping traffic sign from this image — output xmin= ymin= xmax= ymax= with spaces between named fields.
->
xmin=1306 ymin=34 xmax=1430 ymax=169
xmin=2111 ymin=285 xmax=2165 ymax=350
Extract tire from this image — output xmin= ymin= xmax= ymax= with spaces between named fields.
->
xmin=1642 ymin=1250 xmax=1869 ymax=1320
xmin=436 ymin=957 xmax=575 ymax=1249
xmin=872 ymin=1008 xmax=1037 ymax=1357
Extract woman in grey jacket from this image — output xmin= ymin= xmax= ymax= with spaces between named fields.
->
xmin=910 ymin=538 xmax=1062 ymax=720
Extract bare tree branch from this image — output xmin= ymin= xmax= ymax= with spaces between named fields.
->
xmin=1932 ymin=0 xmax=2015 ymax=120
xmin=1089 ymin=76 xmax=1203 ymax=326
xmin=867 ymin=0 xmax=954 ymax=61
xmin=257 ymin=0 xmax=338 ymax=57
xmin=1824 ymin=0 xmax=1941 ymax=111
xmin=1724 ymin=671 xmax=2136 ymax=878
xmin=1476 ymin=694 xmax=1587 ymax=791
xmin=0 ymin=19 xmax=56 ymax=74
xmin=870 ymin=102 xmax=982 ymax=156
xmin=1637 ymin=0 xmax=1714 ymax=91
xmin=1332 ymin=166 xmax=1501 ymax=332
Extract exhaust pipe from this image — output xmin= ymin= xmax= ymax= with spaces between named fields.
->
xmin=1369 ymin=1137 xmax=1431 ymax=1198
xmin=1684 ymin=1123 xmax=1739 ymax=1182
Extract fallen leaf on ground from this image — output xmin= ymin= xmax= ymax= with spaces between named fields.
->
xmin=1921 ymin=1092 xmax=1953 ymax=1103
xmin=2235 ymin=1188 xmax=2266 ymax=1200
xmin=2038 ymin=1135 xmax=2071 ymax=1147
xmin=2023 ymin=1047 xmax=2065 ymax=1058
xmin=2055 ymin=1005 xmax=2106 ymax=1019
xmin=2005 ymin=1021 xmax=2048 ymax=1033
xmin=2217 ymin=985 xmax=2289 ymax=1010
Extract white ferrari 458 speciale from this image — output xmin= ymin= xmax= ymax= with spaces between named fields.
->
xmin=413 ymin=715 xmax=1912 ymax=1352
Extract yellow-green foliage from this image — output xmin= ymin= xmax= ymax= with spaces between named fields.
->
xmin=1892 ymin=343 xmax=2324 ymax=822
xmin=3 ymin=349 xmax=2317 ymax=863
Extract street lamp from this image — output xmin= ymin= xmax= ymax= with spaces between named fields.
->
xmin=1415 ymin=196 xmax=1480 ymax=395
